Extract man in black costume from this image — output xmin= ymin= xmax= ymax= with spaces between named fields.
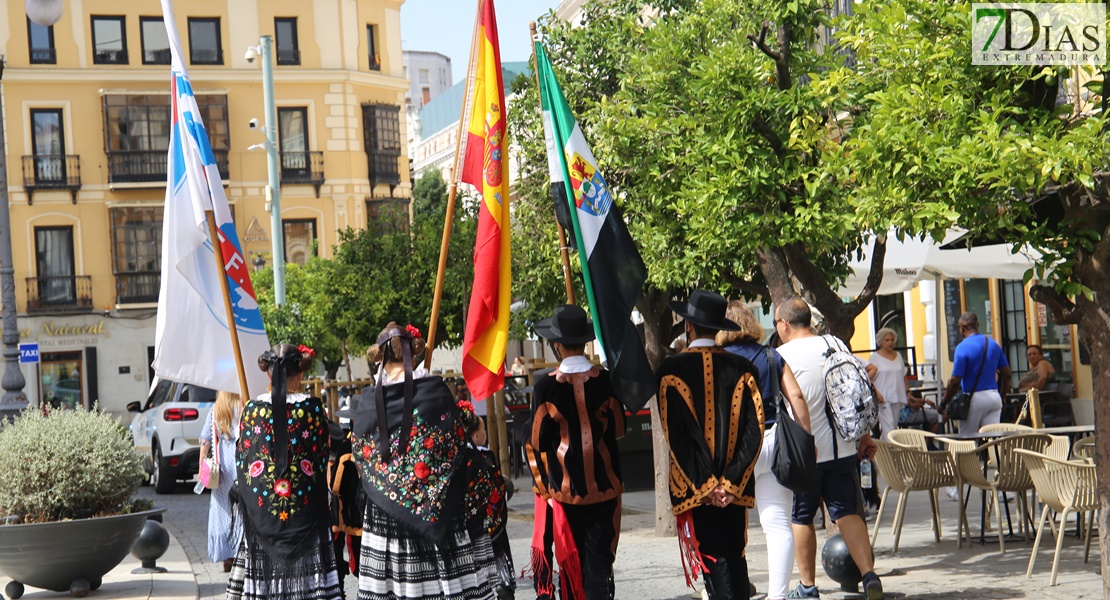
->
xmin=657 ymin=290 xmax=764 ymax=600
xmin=526 ymin=304 xmax=625 ymax=600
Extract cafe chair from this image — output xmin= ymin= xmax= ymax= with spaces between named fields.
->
xmin=1040 ymin=383 xmax=1075 ymax=428
xmin=1014 ymin=449 xmax=1098 ymax=586
xmin=1072 ymin=435 xmax=1096 ymax=462
xmin=871 ymin=440 xmax=957 ymax=552
xmin=887 ymin=429 xmax=933 ymax=451
xmin=953 ymin=434 xmax=1051 ymax=554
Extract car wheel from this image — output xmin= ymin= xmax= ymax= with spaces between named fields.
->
xmin=153 ymin=445 xmax=176 ymax=494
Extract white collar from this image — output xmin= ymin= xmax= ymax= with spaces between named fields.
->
xmin=257 ymin=392 xmax=309 ymax=403
xmin=689 ymin=338 xmax=717 ymax=348
xmin=558 ymin=355 xmax=593 ymax=374
xmin=380 ymin=365 xmax=429 ymax=384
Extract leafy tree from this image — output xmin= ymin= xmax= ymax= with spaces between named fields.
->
xmin=325 ymin=169 xmax=477 ymax=365
xmin=833 ymin=0 xmax=1110 ymax=587
xmin=253 ymin=260 xmax=345 ymax=378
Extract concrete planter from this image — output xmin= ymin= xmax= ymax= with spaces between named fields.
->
xmin=0 ymin=509 xmax=165 ymax=597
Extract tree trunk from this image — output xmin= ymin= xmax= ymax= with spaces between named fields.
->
xmin=638 ymin=286 xmax=676 ymax=536
xmin=756 ymin=247 xmax=796 ymax=306
xmin=1077 ymin=304 xmax=1110 ymax=598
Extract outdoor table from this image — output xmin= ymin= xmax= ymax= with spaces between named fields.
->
xmin=935 ymin=433 xmax=1031 ymax=545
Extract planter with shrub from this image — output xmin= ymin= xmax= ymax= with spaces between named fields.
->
xmin=0 ymin=408 xmax=162 ymax=597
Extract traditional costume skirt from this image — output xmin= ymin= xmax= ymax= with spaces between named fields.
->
xmin=225 ymin=524 xmax=342 ymax=600
xmin=357 ymin=503 xmax=497 ymax=600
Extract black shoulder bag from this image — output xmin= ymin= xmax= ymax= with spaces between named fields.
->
xmin=767 ymin=347 xmax=818 ymax=494
xmin=947 ymin=336 xmax=989 ymax=421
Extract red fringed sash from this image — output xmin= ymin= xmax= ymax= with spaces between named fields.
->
xmin=676 ymin=511 xmax=711 ymax=589
xmin=526 ymin=495 xmax=587 ymax=600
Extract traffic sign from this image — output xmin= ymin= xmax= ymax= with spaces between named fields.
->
xmin=18 ymin=343 xmax=39 ymax=364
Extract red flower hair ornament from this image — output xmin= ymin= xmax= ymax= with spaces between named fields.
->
xmin=457 ymin=399 xmax=475 ymax=414
xmin=405 ymin=324 xmax=422 ymax=339
xmin=298 ymin=344 xmax=315 ymax=358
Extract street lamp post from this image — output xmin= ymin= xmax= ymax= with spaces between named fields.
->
xmin=259 ymin=36 xmax=284 ymax=306
xmin=0 ymin=59 xmax=29 ymax=417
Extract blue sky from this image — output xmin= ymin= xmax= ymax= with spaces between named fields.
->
xmin=400 ymin=0 xmax=561 ymax=85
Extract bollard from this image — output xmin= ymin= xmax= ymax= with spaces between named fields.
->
xmin=130 ymin=519 xmax=170 ymax=574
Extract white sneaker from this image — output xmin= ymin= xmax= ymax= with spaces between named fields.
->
xmin=944 ymin=486 xmax=959 ymax=501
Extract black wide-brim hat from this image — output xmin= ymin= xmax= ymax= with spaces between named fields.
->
xmin=535 ymin=304 xmax=595 ymax=344
xmin=669 ymin=289 xmax=741 ymax=331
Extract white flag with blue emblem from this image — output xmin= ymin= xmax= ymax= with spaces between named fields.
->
xmin=153 ymin=0 xmax=270 ymax=398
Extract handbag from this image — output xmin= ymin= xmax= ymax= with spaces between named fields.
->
xmin=947 ymin=336 xmax=989 ymax=422
xmin=766 ymin=347 xmax=818 ymax=494
xmin=199 ymin=419 xmax=220 ymax=490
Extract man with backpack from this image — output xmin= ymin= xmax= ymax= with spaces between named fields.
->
xmin=775 ymin=297 xmax=882 ymax=600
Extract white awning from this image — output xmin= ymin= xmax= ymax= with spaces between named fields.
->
xmin=841 ymin=230 xmax=1042 ymax=296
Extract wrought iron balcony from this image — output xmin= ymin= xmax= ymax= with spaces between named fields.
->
xmin=280 ymin=151 xmax=325 ymax=197
xmin=115 ymin=272 xmax=160 ymax=305
xmin=26 ymin=276 xmax=93 ymax=313
xmin=107 ymin=150 xmax=228 ymax=184
xmin=144 ymin=48 xmax=171 ymax=64
xmin=277 ymin=48 xmax=301 ymax=66
xmin=30 ymin=47 xmax=56 ymax=64
xmin=191 ymin=48 xmax=223 ymax=65
xmin=94 ymin=49 xmax=128 ymax=65
xmin=22 ymin=155 xmax=82 ymax=204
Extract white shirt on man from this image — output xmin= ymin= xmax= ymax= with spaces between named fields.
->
xmin=777 ymin=335 xmax=857 ymax=463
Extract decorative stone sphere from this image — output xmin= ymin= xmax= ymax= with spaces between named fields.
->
xmin=26 ymin=0 xmax=65 ymax=27
xmin=131 ymin=519 xmax=170 ymax=565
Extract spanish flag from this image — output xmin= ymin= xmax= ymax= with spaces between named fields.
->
xmin=459 ymin=0 xmax=511 ymax=401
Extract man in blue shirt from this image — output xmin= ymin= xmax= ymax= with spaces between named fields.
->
xmin=940 ymin=312 xmax=1012 ymax=437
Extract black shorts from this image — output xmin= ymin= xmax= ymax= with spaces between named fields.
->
xmin=792 ymin=456 xmax=860 ymax=525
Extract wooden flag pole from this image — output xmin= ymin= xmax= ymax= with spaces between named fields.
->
xmin=425 ymin=0 xmax=482 ymax=372
xmin=530 ymin=22 xmax=575 ymax=305
xmin=204 ymin=211 xmax=252 ymax=401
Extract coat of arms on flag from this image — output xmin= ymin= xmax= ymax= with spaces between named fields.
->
xmin=568 ymin=153 xmax=614 ymax=217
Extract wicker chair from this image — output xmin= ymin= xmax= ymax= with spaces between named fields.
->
xmin=1014 ymin=449 xmax=1099 ymax=585
xmin=953 ymin=434 xmax=1051 ymax=553
xmin=871 ymin=440 xmax=957 ymax=551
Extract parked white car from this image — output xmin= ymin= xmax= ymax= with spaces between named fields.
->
xmin=127 ymin=378 xmax=217 ymax=494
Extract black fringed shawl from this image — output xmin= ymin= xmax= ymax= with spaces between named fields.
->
xmin=234 ymin=393 xmax=331 ymax=556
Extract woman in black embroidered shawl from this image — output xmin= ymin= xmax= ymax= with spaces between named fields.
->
xmin=226 ymin=343 xmax=342 ymax=600
xmin=351 ymin=323 xmax=497 ymax=600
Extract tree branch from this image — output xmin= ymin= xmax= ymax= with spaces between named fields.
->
xmin=1028 ymin=284 xmax=1082 ymax=325
xmin=722 ymin=273 xmax=770 ymax=300
xmin=845 ymin=236 xmax=887 ymax=316
xmin=781 ymin=242 xmax=845 ymax=319
xmin=752 ymin=118 xmax=785 ymax=157
xmin=746 ymin=23 xmax=780 ymax=62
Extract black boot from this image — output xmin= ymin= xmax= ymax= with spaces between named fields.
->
xmin=704 ymin=557 xmax=751 ymax=600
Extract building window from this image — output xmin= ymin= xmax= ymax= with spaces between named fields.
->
xmin=30 ymin=109 xmax=66 ymax=184
xmin=278 ymin=107 xmax=309 ymax=179
xmin=103 ymin=94 xmax=229 ymax=183
xmin=275 ymin=18 xmax=299 ymax=65
xmin=92 ymin=16 xmax=128 ymax=65
xmin=361 ymin=103 xmax=401 ymax=187
xmin=365 ymin=199 xmax=409 ymax=234
xmin=141 ymin=17 xmax=170 ymax=64
xmin=27 ymin=18 xmax=56 ymax=64
xmin=110 ymin=207 xmax=162 ymax=304
xmin=282 ymin=219 xmax=317 ymax=265
xmin=367 ymin=24 xmax=380 ymax=70
xmin=34 ymin=226 xmax=77 ymax=307
xmin=421 ymin=86 xmax=431 ymax=106
xmin=418 ymin=69 xmax=429 ymax=84
xmin=188 ymin=18 xmax=222 ymax=65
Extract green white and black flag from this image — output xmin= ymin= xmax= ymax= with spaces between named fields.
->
xmin=536 ymin=41 xmax=653 ymax=412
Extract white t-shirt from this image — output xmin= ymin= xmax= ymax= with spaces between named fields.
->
xmin=777 ymin=334 xmax=858 ymax=463
xmin=868 ymin=352 xmax=908 ymax=408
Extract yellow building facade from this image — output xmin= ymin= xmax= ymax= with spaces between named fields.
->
xmin=0 ymin=0 xmax=410 ymax=415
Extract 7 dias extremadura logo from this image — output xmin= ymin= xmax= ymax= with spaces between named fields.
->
xmin=972 ymin=3 xmax=1105 ymax=65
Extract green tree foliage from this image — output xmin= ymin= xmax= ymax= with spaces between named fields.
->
xmin=327 ymin=170 xmax=477 ymax=359
xmin=253 ymin=260 xmax=344 ymax=378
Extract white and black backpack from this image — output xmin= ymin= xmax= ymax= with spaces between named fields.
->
xmin=821 ymin=335 xmax=878 ymax=444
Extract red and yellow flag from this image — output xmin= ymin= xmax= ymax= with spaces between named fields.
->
xmin=459 ymin=0 xmax=511 ymax=400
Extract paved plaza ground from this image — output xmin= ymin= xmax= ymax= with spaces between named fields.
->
xmin=8 ymin=472 xmax=1101 ymax=600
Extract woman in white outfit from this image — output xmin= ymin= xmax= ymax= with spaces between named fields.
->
xmin=867 ymin=328 xmax=911 ymax=440
xmin=199 ymin=391 xmax=244 ymax=572
xmin=718 ymin=302 xmax=811 ymax=600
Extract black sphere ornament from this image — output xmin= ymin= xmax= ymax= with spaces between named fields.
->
xmin=5 ymin=580 xmax=24 ymax=599
xmin=821 ymin=533 xmax=873 ymax=592
xmin=130 ymin=519 xmax=170 ymax=574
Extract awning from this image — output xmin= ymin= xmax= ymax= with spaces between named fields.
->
xmin=841 ymin=230 xmax=1042 ymax=296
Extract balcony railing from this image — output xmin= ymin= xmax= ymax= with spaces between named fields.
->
xmin=115 ymin=272 xmax=160 ymax=305
xmin=26 ymin=276 xmax=93 ymax=313
xmin=144 ymin=48 xmax=171 ymax=64
xmin=107 ymin=150 xmax=228 ymax=184
xmin=276 ymin=48 xmax=301 ymax=66
xmin=22 ymin=155 xmax=82 ymax=204
xmin=30 ymin=47 xmax=56 ymax=64
xmin=191 ymin=48 xmax=223 ymax=65
xmin=94 ymin=48 xmax=128 ymax=65
xmin=280 ymin=151 xmax=325 ymax=196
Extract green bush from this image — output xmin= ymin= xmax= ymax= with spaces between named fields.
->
xmin=0 ymin=408 xmax=146 ymax=523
